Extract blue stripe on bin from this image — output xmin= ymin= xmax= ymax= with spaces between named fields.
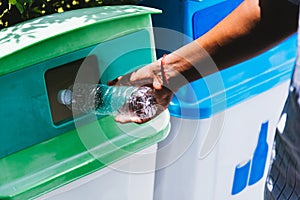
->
xmin=248 ymin=122 xmax=269 ymax=186
xmin=231 ymin=160 xmax=251 ymax=195
xmin=168 ymin=34 xmax=297 ymax=119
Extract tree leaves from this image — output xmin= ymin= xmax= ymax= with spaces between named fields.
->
xmin=8 ymin=0 xmax=17 ymax=5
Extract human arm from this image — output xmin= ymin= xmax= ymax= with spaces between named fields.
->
xmin=111 ymin=0 xmax=298 ymax=123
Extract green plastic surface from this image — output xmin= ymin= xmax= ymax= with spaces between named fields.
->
xmin=0 ymin=27 xmax=159 ymax=158
xmin=0 ymin=5 xmax=161 ymax=76
xmin=0 ymin=114 xmax=170 ymax=200
xmin=0 ymin=29 xmax=157 ymax=159
xmin=0 ymin=6 xmax=161 ymax=158
xmin=0 ymin=5 xmax=168 ymax=200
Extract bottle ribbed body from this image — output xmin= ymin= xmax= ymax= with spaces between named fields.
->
xmin=57 ymin=84 xmax=157 ymax=119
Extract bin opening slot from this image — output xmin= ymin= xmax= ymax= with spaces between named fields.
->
xmin=45 ymin=55 xmax=99 ymax=125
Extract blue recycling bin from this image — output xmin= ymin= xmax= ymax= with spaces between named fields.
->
xmin=154 ymin=34 xmax=297 ymax=200
xmin=138 ymin=0 xmax=298 ymax=199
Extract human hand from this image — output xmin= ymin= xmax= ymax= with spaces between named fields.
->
xmin=108 ymin=57 xmax=174 ymax=124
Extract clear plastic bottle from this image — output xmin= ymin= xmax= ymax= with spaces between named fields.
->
xmin=57 ymin=84 xmax=157 ymax=120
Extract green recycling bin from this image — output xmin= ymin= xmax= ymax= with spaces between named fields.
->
xmin=0 ymin=6 xmax=170 ymax=200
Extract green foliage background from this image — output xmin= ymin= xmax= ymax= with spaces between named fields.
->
xmin=0 ymin=0 xmax=140 ymax=30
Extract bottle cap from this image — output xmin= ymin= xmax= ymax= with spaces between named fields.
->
xmin=57 ymin=89 xmax=72 ymax=105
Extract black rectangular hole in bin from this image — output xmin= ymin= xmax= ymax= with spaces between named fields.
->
xmin=45 ymin=55 xmax=99 ymax=125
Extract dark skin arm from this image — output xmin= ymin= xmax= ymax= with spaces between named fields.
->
xmin=199 ymin=0 xmax=298 ymax=70
xmin=111 ymin=0 xmax=298 ymax=123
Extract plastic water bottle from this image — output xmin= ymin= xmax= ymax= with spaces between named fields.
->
xmin=57 ymin=84 xmax=157 ymax=120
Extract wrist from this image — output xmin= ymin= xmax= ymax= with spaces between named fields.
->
xmin=161 ymin=52 xmax=196 ymax=92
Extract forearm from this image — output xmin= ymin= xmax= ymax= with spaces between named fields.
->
xmin=165 ymin=0 xmax=298 ymax=90
xmin=112 ymin=0 xmax=298 ymax=123
xmin=202 ymin=0 xmax=298 ymax=68
xmin=197 ymin=0 xmax=260 ymax=55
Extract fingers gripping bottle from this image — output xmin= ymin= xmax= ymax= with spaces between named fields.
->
xmin=57 ymin=84 xmax=158 ymax=120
